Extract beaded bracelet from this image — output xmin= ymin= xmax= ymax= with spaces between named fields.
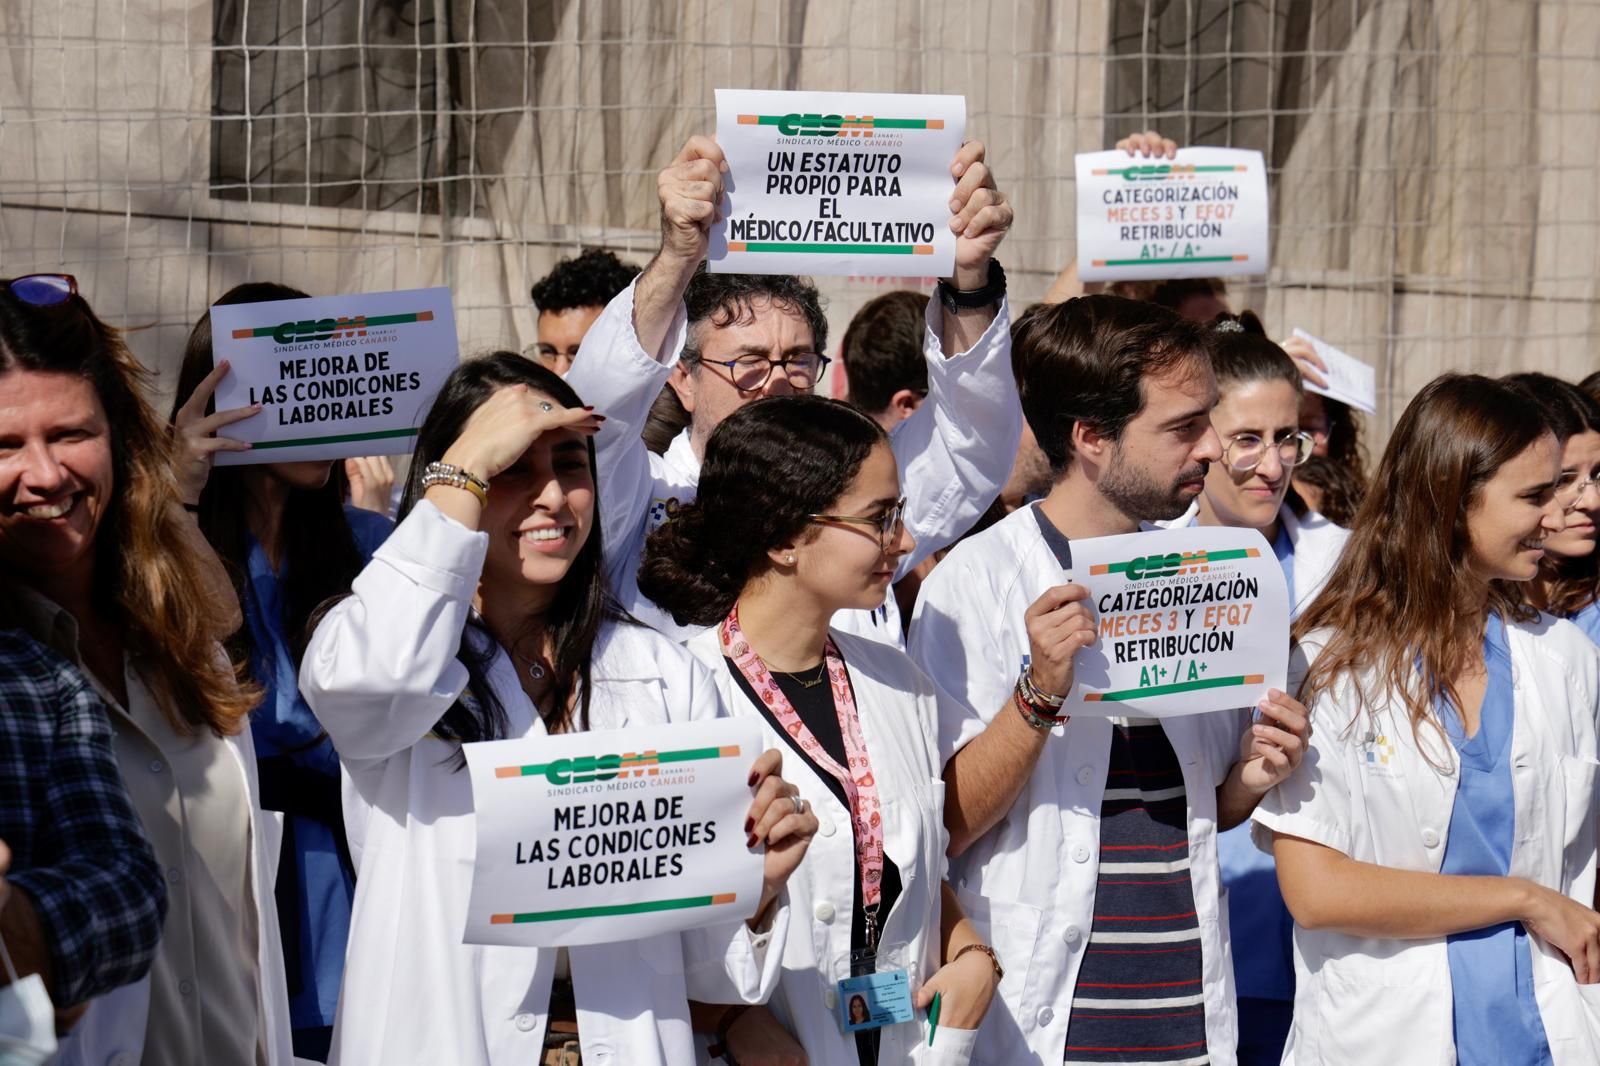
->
xmin=1019 ymin=665 xmax=1066 ymax=709
xmin=1012 ymin=688 xmax=1068 ymax=732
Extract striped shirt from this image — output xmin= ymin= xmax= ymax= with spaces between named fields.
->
xmin=1064 ymin=718 xmax=1208 ymax=1066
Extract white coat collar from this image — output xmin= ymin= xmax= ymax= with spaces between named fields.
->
xmin=662 ymin=428 xmax=702 ymax=486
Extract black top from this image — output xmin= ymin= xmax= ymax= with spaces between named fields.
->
xmin=727 ymin=655 xmax=905 ymax=1066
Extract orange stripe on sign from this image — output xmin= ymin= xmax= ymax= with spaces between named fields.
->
xmin=1092 ymin=259 xmax=1110 ymax=267
xmin=737 ymin=114 xmax=759 ymax=124
xmin=417 ymin=310 xmax=435 ymax=321
xmin=231 ymin=328 xmax=254 ymax=339
xmin=928 ymin=119 xmax=945 ymax=129
xmin=1232 ymin=255 xmax=1249 ymax=262
xmin=1244 ymin=548 xmax=1260 ymax=557
xmin=1089 ymin=563 xmax=1111 ymax=575
xmin=717 ymin=746 xmax=742 ymax=757
xmin=728 ymin=242 xmax=748 ymax=253
xmin=490 ymin=914 xmax=514 ymax=924
xmin=495 ymin=767 xmax=521 ymax=778
xmin=913 ymin=245 xmax=934 ymax=255
xmin=710 ymin=894 xmax=738 ymax=905
xmin=1244 ymin=675 xmax=1265 ymax=685
xmin=1084 ymin=693 xmax=1106 ymax=702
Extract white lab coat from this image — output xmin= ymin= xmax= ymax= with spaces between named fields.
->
xmin=54 ymin=685 xmax=298 ymax=1066
xmin=298 ymin=502 xmax=786 ymax=1066
xmin=1278 ymin=506 xmax=1347 ymax=616
xmin=564 ymin=279 xmax=1021 ymax=649
xmin=907 ymin=505 xmax=1246 ymax=1065
xmin=1252 ymin=618 xmax=1600 ymax=1065
xmin=684 ymin=626 xmax=979 ymax=1064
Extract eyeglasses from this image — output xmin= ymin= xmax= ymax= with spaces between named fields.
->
xmin=697 ymin=351 xmax=831 ymax=393
xmin=1555 ymin=470 xmax=1600 ymax=509
xmin=1223 ymin=430 xmax=1316 ymax=475
xmin=807 ymin=497 xmax=907 ymax=549
xmin=0 ymin=274 xmax=77 ymax=307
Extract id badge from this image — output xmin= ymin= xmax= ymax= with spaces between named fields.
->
xmin=833 ymin=943 xmax=914 ymax=1033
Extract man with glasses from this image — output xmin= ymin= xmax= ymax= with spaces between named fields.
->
xmin=567 ymin=134 xmax=1021 ymax=644
xmin=908 ymin=294 xmax=1311 ymax=1066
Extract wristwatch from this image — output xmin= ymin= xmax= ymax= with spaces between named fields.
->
xmin=937 ymin=258 xmax=1006 ymax=313
xmin=953 ymin=942 xmax=1004 ymax=981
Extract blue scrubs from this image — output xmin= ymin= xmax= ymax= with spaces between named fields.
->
xmin=1437 ymin=614 xmax=1554 ymax=1066
xmin=1218 ymin=522 xmax=1299 ymax=1065
xmin=1569 ymin=601 xmax=1600 ymax=646
xmin=246 ymin=506 xmax=392 ymax=1060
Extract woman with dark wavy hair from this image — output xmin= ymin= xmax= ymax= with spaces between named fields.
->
xmin=0 ymin=273 xmax=293 ymax=1064
xmin=1255 ymin=374 xmax=1600 ymax=1064
xmin=639 ymin=395 xmax=1069 ymax=1064
xmin=299 ymin=352 xmax=814 ymax=1065
xmin=169 ymin=281 xmax=394 ymax=1062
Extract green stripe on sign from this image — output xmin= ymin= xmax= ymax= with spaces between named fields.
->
xmin=737 ymin=243 xmax=922 ymax=255
xmin=496 ymin=895 xmax=729 ymax=923
xmin=248 ymin=427 xmax=419 ymax=450
xmin=1104 ymin=165 xmax=1245 ymax=176
xmin=1099 ymin=255 xmax=1243 ymax=266
xmin=1088 ymin=674 xmax=1255 ymax=703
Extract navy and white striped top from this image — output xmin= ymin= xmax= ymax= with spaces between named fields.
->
xmin=1063 ymin=720 xmax=1209 ymax=1065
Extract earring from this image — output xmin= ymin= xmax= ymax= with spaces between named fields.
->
xmin=786 ymin=555 xmax=796 ymax=565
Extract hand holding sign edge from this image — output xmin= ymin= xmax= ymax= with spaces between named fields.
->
xmin=745 ymin=747 xmax=818 ymax=929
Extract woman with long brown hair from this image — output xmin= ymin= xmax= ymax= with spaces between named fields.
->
xmin=1504 ymin=373 xmax=1600 ymax=643
xmin=0 ymin=274 xmax=292 ymax=1064
xmin=1253 ymin=374 xmax=1600 ymax=1065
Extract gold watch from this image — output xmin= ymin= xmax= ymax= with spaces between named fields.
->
xmin=953 ymin=942 xmax=1004 ymax=981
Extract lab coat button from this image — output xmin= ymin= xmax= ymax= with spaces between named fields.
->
xmin=148 ymin=759 xmax=164 ymax=774
xmin=1076 ymin=765 xmax=1095 ymax=786
xmin=824 ymin=988 xmax=839 ymax=1009
xmin=1063 ymin=925 xmax=1082 ymax=946
xmin=515 ymin=1013 xmax=536 ymax=1032
xmin=166 ymin=867 xmax=182 ymax=885
xmin=178 ymin=980 xmax=195 ymax=997
xmin=817 ymin=813 xmax=836 ymax=837
xmin=1037 ymin=1006 xmax=1054 ymax=1026
xmin=1071 ymin=844 xmax=1091 ymax=863
xmin=814 ymin=901 xmax=836 ymax=922
xmin=1421 ymin=828 xmax=1441 ymax=848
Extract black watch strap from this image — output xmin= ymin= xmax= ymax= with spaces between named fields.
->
xmin=937 ymin=258 xmax=1006 ymax=312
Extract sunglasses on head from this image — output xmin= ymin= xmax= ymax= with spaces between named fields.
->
xmin=0 ymin=274 xmax=78 ymax=307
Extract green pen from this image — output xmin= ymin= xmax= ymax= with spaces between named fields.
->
xmin=927 ymin=990 xmax=941 ymax=1046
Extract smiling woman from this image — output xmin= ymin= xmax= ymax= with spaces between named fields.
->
xmin=0 ymin=277 xmax=295 ymax=1063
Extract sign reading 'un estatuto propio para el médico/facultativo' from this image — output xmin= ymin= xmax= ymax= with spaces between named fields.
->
xmin=209 ymin=287 xmax=459 ymax=465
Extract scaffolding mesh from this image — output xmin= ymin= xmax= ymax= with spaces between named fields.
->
xmin=2 ymin=0 xmax=1597 ymax=430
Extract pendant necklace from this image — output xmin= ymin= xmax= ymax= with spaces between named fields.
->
xmin=773 ymin=661 xmax=828 ymax=690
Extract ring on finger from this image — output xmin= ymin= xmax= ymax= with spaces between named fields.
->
xmin=789 ymin=793 xmax=806 ymax=816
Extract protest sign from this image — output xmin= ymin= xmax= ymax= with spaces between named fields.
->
xmin=209 ymin=288 xmax=458 ymax=465
xmin=1292 ymin=328 xmax=1378 ymax=415
xmin=1065 ymin=526 xmax=1289 ymax=718
xmin=711 ymin=88 xmax=965 ymax=278
xmin=1075 ymin=147 xmax=1269 ymax=282
xmin=462 ymin=717 xmax=765 ymax=949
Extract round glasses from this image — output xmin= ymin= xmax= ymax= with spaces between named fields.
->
xmin=1223 ymin=430 xmax=1316 ymax=475
xmin=806 ymin=497 xmax=907 ymax=549
xmin=699 ymin=351 xmax=830 ymax=393
xmin=1555 ymin=470 xmax=1600 ymax=509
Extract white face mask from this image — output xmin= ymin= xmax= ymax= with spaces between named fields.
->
xmin=0 ymin=933 xmax=57 ymax=1065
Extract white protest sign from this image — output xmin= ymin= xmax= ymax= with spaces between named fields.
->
xmin=209 ymin=288 xmax=458 ymax=465
xmin=1067 ymin=526 xmax=1289 ymax=718
xmin=711 ymin=89 xmax=965 ymax=278
xmin=462 ymin=717 xmax=765 ymax=949
xmin=1291 ymin=328 xmax=1378 ymax=415
xmin=1075 ymin=147 xmax=1269 ymax=282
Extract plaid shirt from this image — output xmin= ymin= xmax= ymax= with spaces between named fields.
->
xmin=0 ymin=629 xmax=167 ymax=1006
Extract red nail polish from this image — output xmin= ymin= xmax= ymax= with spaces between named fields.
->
xmin=748 ymin=772 xmax=759 ymax=787
xmin=744 ymin=816 xmax=754 ymax=833
xmin=746 ymin=834 xmax=757 ymax=848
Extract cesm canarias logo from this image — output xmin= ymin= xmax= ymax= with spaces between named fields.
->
xmin=231 ymin=309 xmax=435 ymax=346
xmin=1091 ymin=162 xmax=1251 ymax=182
xmin=738 ymin=112 xmax=945 ymax=137
xmin=495 ymin=744 xmax=743 ymax=789
xmin=1092 ymin=546 xmax=1261 ymax=582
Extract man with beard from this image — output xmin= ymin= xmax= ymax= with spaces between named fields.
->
xmin=908 ymin=294 xmax=1311 ymax=1066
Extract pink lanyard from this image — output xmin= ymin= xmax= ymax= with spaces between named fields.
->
xmin=721 ymin=606 xmax=887 ymax=948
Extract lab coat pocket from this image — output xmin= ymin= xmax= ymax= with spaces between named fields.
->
xmin=925 ymin=1020 xmax=978 ymax=1064
xmin=1314 ymin=947 xmax=1451 ymax=1065
xmin=1559 ymin=755 xmax=1600 ymax=865
xmin=954 ymin=886 xmax=1041 ymax=1065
